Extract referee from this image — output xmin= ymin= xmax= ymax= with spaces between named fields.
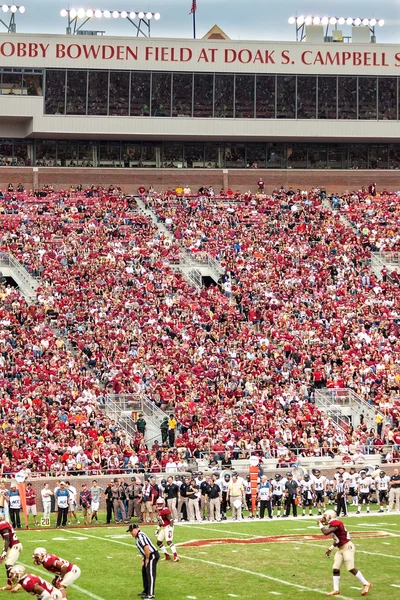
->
xmin=127 ymin=523 xmax=160 ymax=599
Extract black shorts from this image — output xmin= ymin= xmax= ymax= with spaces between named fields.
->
xmin=379 ymin=490 xmax=388 ymax=502
xmin=358 ymin=493 xmax=370 ymax=504
xmin=315 ymin=491 xmax=325 ymax=503
xmin=272 ymin=495 xmax=283 ymax=508
xmin=348 ymin=488 xmax=357 ymax=497
xmin=302 ymin=494 xmax=313 ymax=507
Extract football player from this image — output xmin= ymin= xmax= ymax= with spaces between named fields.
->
xmin=375 ymin=470 xmax=390 ymax=513
xmin=300 ymin=474 xmax=314 ymax=517
xmin=357 ymin=471 xmax=372 ymax=514
xmin=347 ymin=467 xmax=359 ymax=506
xmin=9 ymin=565 xmax=62 ymax=599
xmin=318 ymin=510 xmax=372 ymax=596
xmin=271 ymin=473 xmax=286 ymax=518
xmin=0 ymin=513 xmax=23 ymax=591
xmin=245 ymin=475 xmax=253 ymax=517
xmin=220 ymin=474 xmax=231 ymax=520
xmin=311 ymin=470 xmax=326 ymax=515
xmin=32 ymin=547 xmax=81 ymax=598
xmin=154 ymin=497 xmax=179 ymax=562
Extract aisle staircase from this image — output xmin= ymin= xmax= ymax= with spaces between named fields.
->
xmin=315 ymin=387 xmax=384 ymax=431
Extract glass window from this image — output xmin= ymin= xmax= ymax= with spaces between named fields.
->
xmin=78 ymin=141 xmax=97 ymax=167
xmin=205 ymin=142 xmax=221 ymax=168
xmin=255 ymin=75 xmax=276 ymax=118
xmin=172 ymin=73 xmax=193 ymax=117
xmin=276 ymin=76 xmax=296 ymax=118
xmin=297 ymin=76 xmax=316 ymax=119
xmin=358 ymin=77 xmax=377 ymax=120
xmin=318 ymin=76 xmax=337 ymax=119
xmin=23 ymin=74 xmax=43 ymax=96
xmin=142 ymin=143 xmax=157 ymax=167
xmin=308 ymin=144 xmax=327 ymax=168
xmin=109 ymin=71 xmax=130 ymax=116
xmin=35 ymin=140 xmax=56 ymax=167
xmin=131 ymin=72 xmax=150 ymax=116
xmin=151 ymin=72 xmax=171 ymax=117
xmin=13 ymin=141 xmax=31 ymax=166
xmin=184 ymin=143 xmax=204 ymax=168
xmin=193 ymin=73 xmax=213 ymax=117
xmin=87 ymin=71 xmax=108 ymax=115
xmin=338 ymin=77 xmax=357 ymax=119
xmin=66 ymin=70 xmax=87 ymax=115
xmin=225 ymin=144 xmax=246 ymax=168
xmin=369 ymin=144 xmax=388 ymax=169
xmin=286 ymin=143 xmax=307 ymax=168
xmin=56 ymin=141 xmax=78 ymax=167
xmin=162 ymin=143 xmax=184 ymax=168
xmin=349 ymin=144 xmax=368 ymax=169
xmin=1 ymin=72 xmax=22 ymax=95
xmin=122 ymin=143 xmax=142 ymax=167
xmin=0 ymin=140 xmax=13 ymax=166
xmin=214 ymin=74 xmax=234 ymax=118
xmin=247 ymin=143 xmax=266 ymax=168
xmin=99 ymin=142 xmax=121 ymax=167
xmin=389 ymin=144 xmax=400 ymax=169
xmin=266 ymin=143 xmax=283 ymax=168
xmin=235 ymin=75 xmax=255 ymax=118
xmin=378 ymin=77 xmax=397 ymax=120
xmin=328 ymin=145 xmax=348 ymax=169
xmin=45 ymin=70 xmax=66 ymax=115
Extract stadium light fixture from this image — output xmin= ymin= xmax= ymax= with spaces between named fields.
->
xmin=288 ymin=16 xmax=296 ymax=24
xmin=289 ymin=14 xmax=385 ymax=42
xmin=321 ymin=17 xmax=329 ymax=25
xmin=0 ymin=4 xmax=25 ymax=32
xmin=60 ymin=8 xmax=161 ymax=36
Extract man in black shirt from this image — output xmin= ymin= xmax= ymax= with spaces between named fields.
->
xmin=284 ymin=472 xmax=299 ymax=517
xmin=389 ymin=468 xmax=400 ymax=512
xmin=200 ymin=476 xmax=211 ymax=521
xmin=104 ymin=483 xmax=114 ymax=524
xmin=178 ymin=477 xmax=189 ymax=522
xmin=207 ymin=475 xmax=222 ymax=522
xmin=164 ymin=476 xmax=179 ymax=521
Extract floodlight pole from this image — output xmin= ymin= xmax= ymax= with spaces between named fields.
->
xmin=66 ymin=14 xmax=91 ymax=35
xmin=127 ymin=16 xmax=151 ymax=37
xmin=0 ymin=12 xmax=17 ymax=33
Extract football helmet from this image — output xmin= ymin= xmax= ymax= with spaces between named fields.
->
xmin=232 ymin=471 xmax=239 ymax=477
xmin=246 ymin=475 xmax=251 ymax=481
xmin=379 ymin=471 xmax=386 ymax=477
xmin=360 ymin=471 xmax=367 ymax=477
xmin=33 ymin=548 xmax=47 ymax=565
xmin=9 ymin=566 xmax=26 ymax=584
xmin=224 ymin=474 xmax=231 ymax=481
xmin=275 ymin=474 xmax=282 ymax=481
xmin=314 ymin=469 xmax=320 ymax=475
xmin=156 ymin=497 xmax=165 ymax=506
xmin=304 ymin=474 xmax=310 ymax=481
xmin=160 ymin=479 xmax=167 ymax=486
xmin=322 ymin=510 xmax=337 ymax=524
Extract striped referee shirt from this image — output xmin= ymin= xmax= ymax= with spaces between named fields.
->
xmin=135 ymin=531 xmax=158 ymax=557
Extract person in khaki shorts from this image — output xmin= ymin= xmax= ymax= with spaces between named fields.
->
xmin=207 ymin=474 xmax=222 ymax=522
xmin=388 ymin=468 xmax=400 ymax=512
xmin=227 ymin=472 xmax=246 ymax=521
xmin=318 ymin=509 xmax=372 ymax=597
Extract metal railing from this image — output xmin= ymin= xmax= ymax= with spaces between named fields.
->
xmin=316 ymin=388 xmax=384 ymax=431
xmin=177 ymin=255 xmax=202 ymax=290
xmin=0 ymin=252 xmax=39 ymax=299
xmin=314 ymin=390 xmax=351 ymax=433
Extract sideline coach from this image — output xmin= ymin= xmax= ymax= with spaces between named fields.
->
xmin=127 ymin=523 xmax=160 ymax=599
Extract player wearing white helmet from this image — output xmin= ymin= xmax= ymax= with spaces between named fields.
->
xmin=9 ymin=565 xmax=62 ymax=599
xmin=33 ymin=547 xmax=81 ymax=598
xmin=0 ymin=512 xmax=23 ymax=591
xmin=356 ymin=471 xmax=372 ymax=514
xmin=375 ymin=470 xmax=390 ymax=513
xmin=154 ymin=497 xmax=179 ymax=562
xmin=318 ymin=510 xmax=372 ymax=597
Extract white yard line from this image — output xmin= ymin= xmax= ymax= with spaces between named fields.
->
xmin=179 ymin=524 xmax=255 ymax=537
xmin=64 ymin=529 xmax=133 ymax=548
xmin=296 ymin=540 xmax=400 ymax=560
xmin=21 ymin=563 xmax=106 ymax=600
xmin=178 ymin=555 xmax=354 ymax=600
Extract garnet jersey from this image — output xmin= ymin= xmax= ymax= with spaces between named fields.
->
xmin=42 ymin=553 xmax=73 ymax=574
xmin=0 ymin=522 xmax=20 ymax=548
xmin=329 ymin=519 xmax=351 ymax=547
xmin=157 ymin=507 xmax=173 ymax=527
xmin=22 ymin=574 xmax=55 ymax=595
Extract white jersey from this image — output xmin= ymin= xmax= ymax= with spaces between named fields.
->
xmin=348 ymin=473 xmax=359 ymax=489
xmin=312 ymin=476 xmax=326 ymax=492
xmin=68 ymin=486 xmax=77 ymax=505
xmin=375 ymin=475 xmax=390 ymax=491
xmin=245 ymin=483 xmax=251 ymax=495
xmin=300 ymin=480 xmax=313 ymax=499
xmin=220 ymin=480 xmax=230 ymax=493
xmin=334 ymin=472 xmax=350 ymax=482
xmin=271 ymin=479 xmax=286 ymax=496
xmin=358 ymin=477 xmax=372 ymax=494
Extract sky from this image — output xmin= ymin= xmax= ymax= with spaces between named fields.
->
xmin=7 ymin=0 xmax=400 ymax=41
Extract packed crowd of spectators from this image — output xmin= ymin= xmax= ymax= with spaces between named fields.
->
xmin=0 ymin=183 xmax=398 ymax=478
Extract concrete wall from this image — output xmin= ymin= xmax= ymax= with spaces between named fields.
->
xmin=1 ymin=167 xmax=399 ymax=194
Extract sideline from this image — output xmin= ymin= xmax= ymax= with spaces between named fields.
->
xmin=64 ymin=529 xmax=353 ymax=599
xmin=21 ymin=562 xmax=107 ymax=600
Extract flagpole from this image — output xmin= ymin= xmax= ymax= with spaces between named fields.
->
xmin=193 ymin=6 xmax=196 ymax=39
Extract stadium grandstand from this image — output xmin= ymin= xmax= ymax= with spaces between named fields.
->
xmin=0 ymin=6 xmax=399 ymax=482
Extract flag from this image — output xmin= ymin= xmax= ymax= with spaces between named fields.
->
xmin=190 ymin=0 xmax=197 ymax=14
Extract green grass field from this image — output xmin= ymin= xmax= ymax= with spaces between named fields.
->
xmin=11 ymin=511 xmax=400 ymax=600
